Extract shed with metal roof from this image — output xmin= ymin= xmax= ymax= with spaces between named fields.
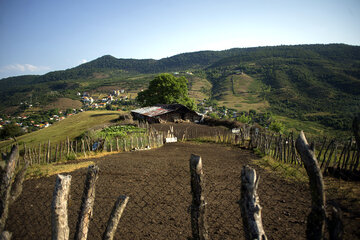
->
xmin=131 ymin=104 xmax=202 ymax=123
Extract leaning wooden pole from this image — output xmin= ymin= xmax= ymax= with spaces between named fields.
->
xmin=102 ymin=195 xmax=129 ymax=240
xmin=295 ymin=131 xmax=326 ymax=240
xmin=0 ymin=145 xmax=18 ymax=232
xmin=189 ymin=154 xmax=209 ymax=240
xmin=51 ymin=174 xmax=72 ymax=240
xmin=74 ymin=165 xmax=100 ymax=240
xmin=240 ymin=165 xmax=267 ymax=240
xmin=10 ymin=159 xmax=29 ymax=204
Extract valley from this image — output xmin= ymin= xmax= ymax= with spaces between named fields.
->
xmin=0 ymin=44 xmax=359 ymax=138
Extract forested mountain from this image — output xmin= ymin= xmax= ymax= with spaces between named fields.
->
xmin=1 ymin=44 xmax=359 ymax=132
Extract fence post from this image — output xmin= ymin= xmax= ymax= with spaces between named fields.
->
xmin=66 ymin=137 xmax=70 ymax=156
xmin=75 ymin=165 xmax=99 ymax=240
xmin=46 ymin=140 xmax=51 ymax=163
xmin=189 ymin=154 xmax=209 ymax=240
xmin=51 ymin=174 xmax=72 ymax=240
xmin=295 ymin=131 xmax=326 ymax=240
xmin=0 ymin=145 xmax=18 ymax=232
xmin=43 ymin=143 xmax=47 ymax=163
xmin=81 ymin=140 xmax=87 ymax=158
xmin=240 ymin=165 xmax=267 ymax=240
xmin=116 ymin=138 xmax=119 ymax=152
xmin=38 ymin=143 xmax=42 ymax=164
xmin=54 ymin=144 xmax=59 ymax=163
xmin=103 ymin=195 xmax=129 ymax=240
xmin=352 ymin=114 xmax=360 ymax=171
xmin=10 ymin=159 xmax=29 ymax=204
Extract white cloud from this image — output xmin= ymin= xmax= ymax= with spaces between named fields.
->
xmin=1 ymin=64 xmax=50 ymax=73
xmin=80 ymin=59 xmax=88 ymax=64
xmin=0 ymin=64 xmax=51 ymax=79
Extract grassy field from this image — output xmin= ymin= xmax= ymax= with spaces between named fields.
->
xmin=217 ymin=73 xmax=270 ymax=112
xmin=43 ymin=97 xmax=83 ymax=111
xmin=0 ymin=110 xmax=122 ymax=149
xmin=273 ymin=115 xmax=350 ymax=138
xmin=188 ymin=76 xmax=212 ymax=101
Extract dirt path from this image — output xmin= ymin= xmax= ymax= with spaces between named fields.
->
xmin=7 ymin=142 xmax=312 ymax=239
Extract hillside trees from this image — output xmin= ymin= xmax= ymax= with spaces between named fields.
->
xmin=136 ymin=73 xmax=196 ymax=110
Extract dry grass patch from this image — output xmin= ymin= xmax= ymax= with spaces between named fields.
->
xmin=26 ymin=160 xmax=95 ymax=179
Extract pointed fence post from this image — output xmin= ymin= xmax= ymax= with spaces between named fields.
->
xmin=295 ymin=131 xmax=326 ymax=240
xmin=189 ymin=154 xmax=209 ymax=240
xmin=51 ymin=174 xmax=72 ymax=240
xmin=75 ymin=165 xmax=99 ymax=240
xmin=103 ymin=195 xmax=129 ymax=240
xmin=240 ymin=165 xmax=267 ymax=240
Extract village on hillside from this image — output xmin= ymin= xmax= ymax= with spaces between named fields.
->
xmin=0 ymin=87 xmax=254 ymax=138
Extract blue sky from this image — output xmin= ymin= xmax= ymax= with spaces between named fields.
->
xmin=0 ymin=0 xmax=359 ymax=79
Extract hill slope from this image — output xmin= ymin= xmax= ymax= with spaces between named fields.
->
xmin=0 ymin=111 xmax=121 ymax=149
xmin=0 ymin=44 xmax=359 ymax=132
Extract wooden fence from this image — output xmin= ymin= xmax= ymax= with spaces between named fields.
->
xmin=0 ymin=130 xmax=165 ymax=167
xmin=151 ymin=123 xmax=359 ymax=180
xmin=1 ymin=121 xmax=359 ymax=180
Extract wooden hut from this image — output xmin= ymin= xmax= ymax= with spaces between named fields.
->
xmin=131 ymin=104 xmax=202 ymax=123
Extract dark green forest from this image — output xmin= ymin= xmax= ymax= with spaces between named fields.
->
xmin=1 ymin=44 xmax=359 ymax=132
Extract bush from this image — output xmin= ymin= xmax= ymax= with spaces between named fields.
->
xmin=236 ymin=113 xmax=252 ymax=124
xmin=269 ymin=120 xmax=285 ymax=134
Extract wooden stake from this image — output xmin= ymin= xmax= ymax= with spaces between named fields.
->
xmin=75 ymin=165 xmax=99 ymax=240
xmin=295 ymin=131 xmax=326 ymax=240
xmin=102 ymin=195 xmax=129 ymax=240
xmin=189 ymin=154 xmax=209 ymax=240
xmin=0 ymin=146 xmax=18 ymax=232
xmin=51 ymin=174 xmax=72 ymax=240
xmin=46 ymin=140 xmax=51 ymax=163
xmin=240 ymin=165 xmax=267 ymax=240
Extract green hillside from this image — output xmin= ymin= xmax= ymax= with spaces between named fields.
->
xmin=0 ymin=111 xmax=121 ymax=149
xmin=0 ymin=44 xmax=359 ymax=133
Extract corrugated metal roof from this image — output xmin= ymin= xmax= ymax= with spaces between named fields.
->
xmin=131 ymin=106 xmax=175 ymax=117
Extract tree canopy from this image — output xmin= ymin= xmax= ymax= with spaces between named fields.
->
xmin=136 ymin=73 xmax=196 ymax=110
xmin=0 ymin=123 xmax=24 ymax=140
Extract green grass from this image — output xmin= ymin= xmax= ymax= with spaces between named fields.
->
xmin=253 ymin=155 xmax=308 ymax=182
xmin=0 ymin=110 xmax=122 ymax=149
xmin=273 ymin=115 xmax=350 ymax=138
xmin=214 ymin=73 xmax=270 ymax=112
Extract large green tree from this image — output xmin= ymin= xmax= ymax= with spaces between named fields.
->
xmin=136 ymin=73 xmax=196 ymax=110
xmin=0 ymin=123 xmax=24 ymax=140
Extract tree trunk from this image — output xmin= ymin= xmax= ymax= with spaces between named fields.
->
xmin=240 ymin=165 xmax=267 ymax=240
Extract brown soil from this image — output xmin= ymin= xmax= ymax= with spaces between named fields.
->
xmin=5 ymin=142 xmax=359 ymax=239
